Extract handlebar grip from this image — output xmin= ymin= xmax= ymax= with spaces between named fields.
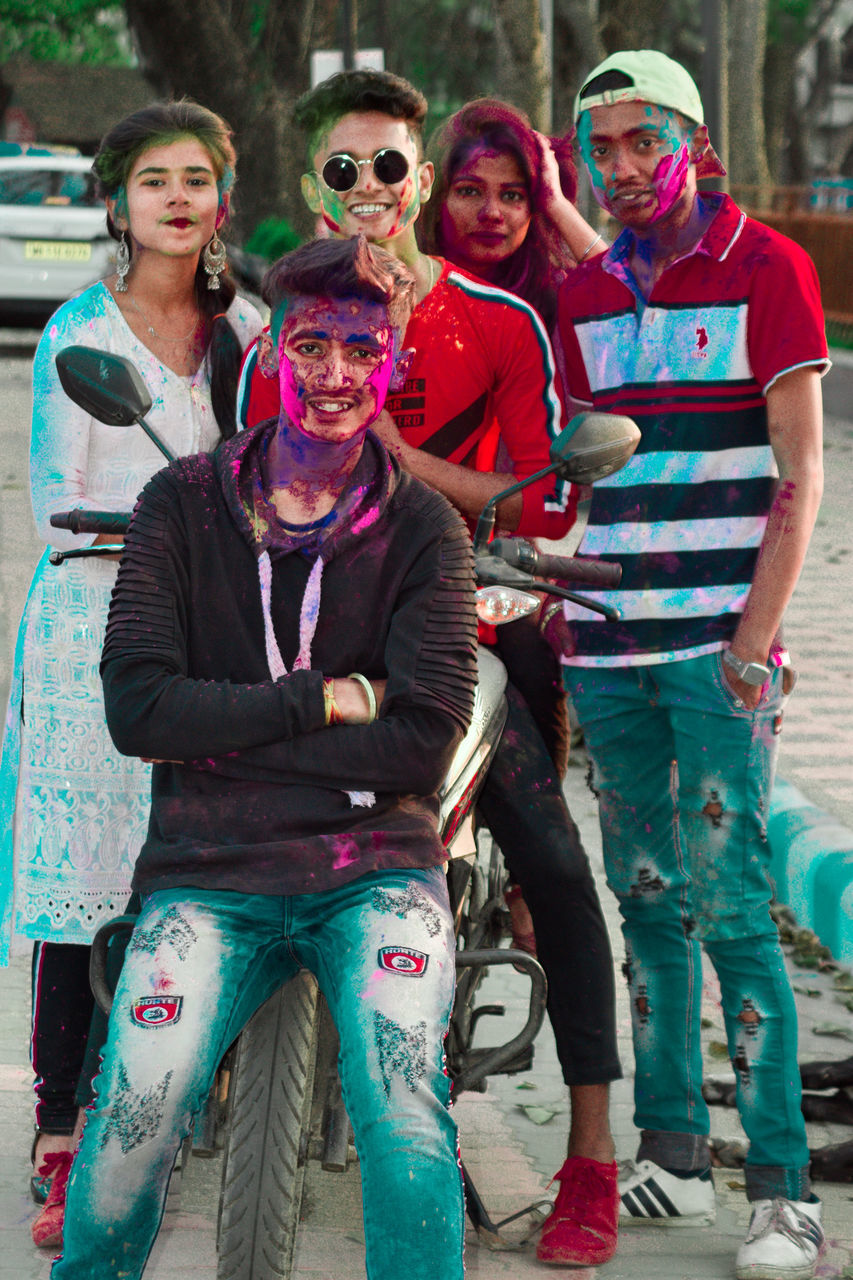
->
xmin=50 ymin=510 xmax=131 ymax=535
xmin=533 ymin=553 xmax=622 ymax=587
xmin=487 ymin=537 xmax=622 ymax=588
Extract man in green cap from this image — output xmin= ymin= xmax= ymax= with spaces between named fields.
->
xmin=551 ymin=48 xmax=828 ymax=1280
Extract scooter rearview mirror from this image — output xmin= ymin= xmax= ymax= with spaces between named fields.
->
xmin=56 ymin=346 xmax=153 ymax=427
xmin=55 ymin=346 xmax=176 ymax=462
xmin=549 ymin=412 xmax=641 ymax=484
xmin=472 ymin=411 xmax=641 ymax=550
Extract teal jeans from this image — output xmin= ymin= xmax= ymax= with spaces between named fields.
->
xmin=51 ymin=867 xmax=464 ymax=1280
xmin=565 ymin=651 xmax=810 ymax=1202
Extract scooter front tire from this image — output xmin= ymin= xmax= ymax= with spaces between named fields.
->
xmin=217 ymin=971 xmax=321 ymax=1280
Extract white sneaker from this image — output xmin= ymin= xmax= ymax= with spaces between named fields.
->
xmin=735 ymin=1198 xmax=824 ymax=1280
xmin=617 ymin=1158 xmax=716 ymax=1226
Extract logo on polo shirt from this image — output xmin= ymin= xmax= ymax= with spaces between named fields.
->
xmin=692 ymin=325 xmax=709 ymax=358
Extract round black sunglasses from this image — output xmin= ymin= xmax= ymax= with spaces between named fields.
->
xmin=320 ymin=148 xmax=411 ymax=193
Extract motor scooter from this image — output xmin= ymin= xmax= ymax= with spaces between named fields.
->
xmin=50 ymin=344 xmax=639 ymax=1276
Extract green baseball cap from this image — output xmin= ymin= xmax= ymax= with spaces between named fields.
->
xmin=574 ymin=49 xmax=726 ymax=178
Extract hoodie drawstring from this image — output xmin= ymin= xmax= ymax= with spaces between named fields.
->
xmin=257 ymin=549 xmax=375 ymax=809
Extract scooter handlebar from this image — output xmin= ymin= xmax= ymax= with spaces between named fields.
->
xmin=487 ymin=538 xmax=622 ymax=588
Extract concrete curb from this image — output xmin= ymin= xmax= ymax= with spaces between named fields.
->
xmin=768 ymin=776 xmax=853 ymax=964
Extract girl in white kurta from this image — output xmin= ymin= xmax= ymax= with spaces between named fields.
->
xmin=0 ymin=101 xmax=262 ymax=1228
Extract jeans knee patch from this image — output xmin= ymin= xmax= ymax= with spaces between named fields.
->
xmin=99 ymin=1061 xmax=173 ymax=1155
xmin=622 ymin=949 xmax=652 ymax=1028
xmin=371 ymin=885 xmax=443 ymax=938
xmin=701 ymin=788 xmax=725 ymax=828
xmin=373 ymin=1010 xmax=427 ymax=1095
xmin=128 ymin=905 xmax=199 ymax=962
xmin=732 ymin=999 xmax=763 ymax=1087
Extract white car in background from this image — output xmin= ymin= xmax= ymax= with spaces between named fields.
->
xmin=0 ymin=148 xmax=112 ymax=322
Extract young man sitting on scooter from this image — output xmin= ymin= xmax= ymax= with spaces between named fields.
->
xmin=49 ymin=235 xmax=477 ymax=1280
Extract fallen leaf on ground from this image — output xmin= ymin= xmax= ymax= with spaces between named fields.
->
xmin=517 ymin=1104 xmax=562 ymax=1125
xmin=812 ymin=1022 xmax=853 ymax=1041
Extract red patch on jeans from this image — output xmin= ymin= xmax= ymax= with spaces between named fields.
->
xmin=130 ymin=996 xmax=183 ymax=1027
xmin=378 ymin=946 xmax=428 ymax=977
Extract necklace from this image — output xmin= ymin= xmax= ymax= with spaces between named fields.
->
xmin=124 ymin=292 xmax=199 ymax=343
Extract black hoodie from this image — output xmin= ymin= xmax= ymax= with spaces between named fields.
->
xmin=101 ymin=422 xmax=478 ymax=899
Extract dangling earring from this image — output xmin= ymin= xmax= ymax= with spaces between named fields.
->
xmin=202 ymin=235 xmax=227 ymax=290
xmin=115 ymin=231 xmax=130 ymax=292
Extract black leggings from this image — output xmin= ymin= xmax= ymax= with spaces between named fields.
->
xmin=30 ymin=941 xmax=94 ymax=1133
xmin=477 ymin=624 xmax=621 ymax=1087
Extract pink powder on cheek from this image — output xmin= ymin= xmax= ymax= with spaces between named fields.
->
xmin=385 ymin=174 xmax=418 ymax=237
xmin=320 ymin=208 xmax=343 ymax=234
xmin=364 ymin=349 xmax=395 ymax=425
xmin=648 ymin=142 xmax=690 ymax=222
xmin=279 ymin=355 xmax=306 ymax=424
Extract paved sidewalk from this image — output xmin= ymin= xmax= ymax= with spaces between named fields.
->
xmin=3 ymin=767 xmax=853 ymax=1278
xmin=775 ymin=379 xmax=853 ymax=834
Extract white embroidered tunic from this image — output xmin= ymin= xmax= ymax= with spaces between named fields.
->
xmin=0 ymin=282 xmax=263 ymax=960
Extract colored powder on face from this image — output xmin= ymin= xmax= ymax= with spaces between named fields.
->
xmin=576 ymin=113 xmax=607 ymax=207
xmin=363 ymin=340 xmax=396 ymax=423
xmin=384 ymin=173 xmax=419 ymax=238
xmin=647 ymin=139 xmax=690 ymax=223
xmin=278 ymin=351 xmax=306 ymax=426
xmin=317 ymin=186 xmax=346 ymax=235
xmin=317 ymin=167 xmax=421 ymax=240
xmin=578 ymin=106 xmax=690 ymax=220
xmin=277 ymin=296 xmax=396 ymax=434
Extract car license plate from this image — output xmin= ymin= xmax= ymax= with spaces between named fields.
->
xmin=24 ymin=240 xmax=92 ymax=262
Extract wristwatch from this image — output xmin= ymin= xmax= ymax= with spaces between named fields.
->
xmin=723 ymin=648 xmax=771 ymax=686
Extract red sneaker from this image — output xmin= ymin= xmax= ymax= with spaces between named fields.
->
xmin=31 ymin=1150 xmax=73 ymax=1248
xmin=536 ymin=1155 xmax=619 ymax=1267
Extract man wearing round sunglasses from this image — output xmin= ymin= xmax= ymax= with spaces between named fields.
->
xmin=318 ymin=146 xmax=411 ymax=192
xmin=242 ymin=69 xmax=573 ymax=538
xmin=238 ymin=68 xmax=623 ymax=1270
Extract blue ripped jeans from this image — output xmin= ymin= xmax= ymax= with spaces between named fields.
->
xmin=566 ymin=652 xmax=810 ymax=1202
xmin=51 ymin=867 xmax=464 ymax=1280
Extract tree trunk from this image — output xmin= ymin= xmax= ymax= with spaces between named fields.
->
xmin=727 ymin=0 xmax=771 ymax=199
xmin=124 ymin=0 xmax=322 ymax=240
xmin=552 ymin=0 xmax=605 ymax=133
xmin=491 ymin=0 xmax=551 ymax=130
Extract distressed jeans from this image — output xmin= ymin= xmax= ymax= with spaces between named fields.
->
xmin=51 ymin=867 xmax=464 ymax=1280
xmin=565 ymin=651 xmax=811 ymax=1202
